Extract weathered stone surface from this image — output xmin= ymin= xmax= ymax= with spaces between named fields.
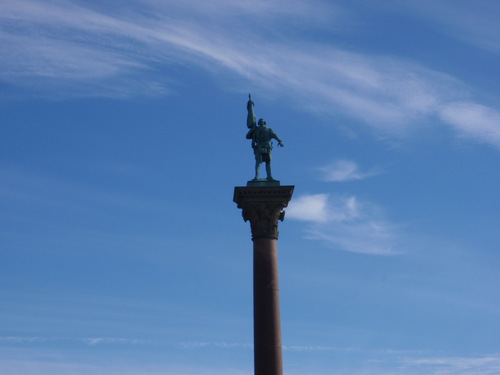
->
xmin=233 ymin=185 xmax=294 ymax=239
xmin=234 ymin=185 xmax=294 ymax=375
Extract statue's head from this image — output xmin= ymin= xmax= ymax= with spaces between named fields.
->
xmin=258 ymin=118 xmax=266 ymax=126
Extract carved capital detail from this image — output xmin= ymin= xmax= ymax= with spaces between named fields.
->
xmin=234 ymin=186 xmax=294 ymax=239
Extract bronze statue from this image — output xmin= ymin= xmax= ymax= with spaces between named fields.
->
xmin=246 ymin=94 xmax=284 ymax=181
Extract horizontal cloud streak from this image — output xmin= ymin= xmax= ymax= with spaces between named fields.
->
xmin=1 ymin=0 xmax=499 ymax=147
xmin=401 ymin=354 xmax=500 ymax=375
xmin=0 ymin=336 xmax=150 ymax=346
xmin=398 ymin=0 xmax=500 ymax=55
xmin=1 ymin=354 xmax=498 ymax=375
xmin=318 ymin=159 xmax=381 ymax=182
xmin=179 ymin=341 xmax=252 ymax=349
xmin=0 ymin=166 xmax=163 ymax=213
xmin=85 ymin=337 xmax=148 ymax=346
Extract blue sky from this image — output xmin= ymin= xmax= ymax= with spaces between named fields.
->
xmin=1 ymin=0 xmax=500 ymax=374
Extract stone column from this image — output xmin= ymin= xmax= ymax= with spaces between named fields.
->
xmin=234 ymin=185 xmax=294 ymax=375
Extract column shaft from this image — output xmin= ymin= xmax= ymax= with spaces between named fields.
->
xmin=253 ymin=237 xmax=282 ymax=375
xmin=234 ymin=185 xmax=294 ymax=375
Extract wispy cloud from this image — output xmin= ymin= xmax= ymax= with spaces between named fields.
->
xmin=179 ymin=341 xmax=356 ymax=352
xmin=285 ymin=194 xmax=330 ymax=223
xmin=1 ymin=0 xmax=500 ymax=147
xmin=287 ymin=194 xmax=360 ymax=224
xmin=85 ymin=337 xmax=148 ymax=346
xmin=0 ymin=336 xmax=53 ymax=343
xmin=170 ymin=341 xmax=500 ymax=375
xmin=439 ymin=102 xmax=500 ymax=146
xmin=400 ymin=354 xmax=500 ymax=375
xmin=0 ymin=361 xmax=252 ymax=375
xmin=2 ymin=341 xmax=498 ymax=375
xmin=0 ymin=166 xmax=163 ymax=214
xmin=398 ymin=0 xmax=500 ymax=55
xmin=283 ymin=345 xmax=355 ymax=352
xmin=179 ymin=341 xmax=252 ymax=349
xmin=318 ymin=159 xmax=381 ymax=182
xmin=287 ymin=194 xmax=400 ymax=255
xmin=0 ymin=336 xmax=149 ymax=346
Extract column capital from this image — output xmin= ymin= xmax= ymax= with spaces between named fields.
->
xmin=234 ymin=185 xmax=294 ymax=239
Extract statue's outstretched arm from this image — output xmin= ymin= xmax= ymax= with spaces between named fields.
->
xmin=271 ymin=130 xmax=284 ymax=147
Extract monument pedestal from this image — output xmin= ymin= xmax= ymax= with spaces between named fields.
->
xmin=234 ymin=185 xmax=294 ymax=375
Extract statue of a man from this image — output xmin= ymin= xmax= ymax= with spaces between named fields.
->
xmin=246 ymin=116 xmax=284 ymax=181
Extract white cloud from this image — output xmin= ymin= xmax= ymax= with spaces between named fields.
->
xmin=0 ymin=336 xmax=50 ymax=343
xmin=2 ymin=341 xmax=499 ymax=375
xmin=286 ymin=194 xmax=330 ymax=223
xmin=287 ymin=194 xmax=360 ymax=224
xmin=318 ymin=159 xmax=381 ymax=182
xmin=0 ymin=358 xmax=251 ymax=375
xmin=306 ymin=220 xmax=399 ymax=255
xmin=0 ymin=166 xmax=163 ymax=213
xmin=401 ymin=354 xmax=500 ymax=375
xmin=287 ymin=194 xmax=399 ymax=255
xmin=283 ymin=345 xmax=354 ymax=352
xmin=1 ymin=0 xmax=500 ymax=147
xmin=0 ymin=336 xmax=148 ymax=346
xmin=85 ymin=337 xmax=147 ymax=346
xmin=439 ymin=102 xmax=500 ymax=147
xmin=179 ymin=341 xmax=252 ymax=349
xmin=398 ymin=0 xmax=500 ymax=55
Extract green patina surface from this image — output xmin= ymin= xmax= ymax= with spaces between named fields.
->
xmin=245 ymin=94 xmax=284 ymax=184
xmin=246 ymin=178 xmax=281 ymax=187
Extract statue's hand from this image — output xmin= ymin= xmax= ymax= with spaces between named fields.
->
xmin=278 ymin=141 xmax=284 ymax=147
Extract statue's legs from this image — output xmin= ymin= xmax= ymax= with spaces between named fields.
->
xmin=266 ymin=162 xmax=272 ymax=180
xmin=255 ymin=161 xmax=260 ymax=180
